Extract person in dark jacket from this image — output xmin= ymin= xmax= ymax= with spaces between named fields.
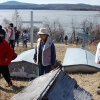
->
xmin=0 ymin=25 xmax=6 ymax=39
xmin=0 ymin=30 xmax=13 ymax=87
xmin=64 ymin=35 xmax=68 ymax=45
xmin=33 ymin=28 xmax=56 ymax=76
xmin=76 ymin=36 xmax=79 ymax=45
xmin=14 ymin=27 xmax=20 ymax=47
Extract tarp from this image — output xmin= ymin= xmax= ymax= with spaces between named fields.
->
xmin=12 ymin=49 xmax=36 ymax=64
xmin=11 ymin=68 xmax=92 ymax=100
xmin=62 ymin=48 xmax=100 ymax=68
xmin=9 ymin=49 xmax=38 ymax=78
xmin=62 ymin=48 xmax=100 ymax=73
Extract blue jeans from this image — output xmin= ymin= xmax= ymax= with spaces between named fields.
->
xmin=14 ymin=38 xmax=19 ymax=46
xmin=23 ymin=40 xmax=27 ymax=48
xmin=38 ymin=64 xmax=51 ymax=76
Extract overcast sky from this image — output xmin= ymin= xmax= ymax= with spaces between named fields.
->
xmin=0 ymin=0 xmax=100 ymax=5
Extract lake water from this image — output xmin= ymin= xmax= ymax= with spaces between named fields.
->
xmin=0 ymin=10 xmax=100 ymax=36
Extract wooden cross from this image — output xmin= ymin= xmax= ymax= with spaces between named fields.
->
xmin=78 ymin=27 xmax=94 ymax=49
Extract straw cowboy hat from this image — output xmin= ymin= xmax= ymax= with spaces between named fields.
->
xmin=38 ymin=28 xmax=49 ymax=35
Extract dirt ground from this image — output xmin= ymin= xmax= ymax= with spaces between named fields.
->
xmin=0 ymin=42 xmax=100 ymax=100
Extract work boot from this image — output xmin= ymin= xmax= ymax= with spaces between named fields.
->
xmin=98 ymin=86 xmax=100 ymax=88
xmin=97 ymin=90 xmax=100 ymax=95
xmin=6 ymin=81 xmax=13 ymax=87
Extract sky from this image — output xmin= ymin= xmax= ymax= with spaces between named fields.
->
xmin=0 ymin=0 xmax=100 ymax=6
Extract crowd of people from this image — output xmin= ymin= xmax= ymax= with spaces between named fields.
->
xmin=4 ymin=24 xmax=29 ymax=48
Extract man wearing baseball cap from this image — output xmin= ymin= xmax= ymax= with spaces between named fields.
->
xmin=34 ymin=28 xmax=56 ymax=76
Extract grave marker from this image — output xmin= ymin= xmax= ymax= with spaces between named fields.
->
xmin=78 ymin=27 xmax=94 ymax=49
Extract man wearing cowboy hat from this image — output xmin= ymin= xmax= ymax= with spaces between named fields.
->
xmin=34 ymin=28 xmax=56 ymax=76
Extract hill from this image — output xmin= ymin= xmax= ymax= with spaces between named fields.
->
xmin=0 ymin=1 xmax=100 ymax=11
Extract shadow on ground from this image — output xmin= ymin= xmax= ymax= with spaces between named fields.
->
xmin=0 ymin=85 xmax=25 ymax=94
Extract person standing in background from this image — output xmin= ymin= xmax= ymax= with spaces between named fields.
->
xmin=14 ymin=27 xmax=20 ymax=47
xmin=5 ymin=23 xmax=15 ymax=50
xmin=0 ymin=29 xmax=13 ymax=87
xmin=0 ymin=25 xmax=6 ymax=39
xmin=76 ymin=36 xmax=79 ymax=45
xmin=95 ymin=42 xmax=100 ymax=64
xmin=22 ymin=30 xmax=29 ymax=48
xmin=64 ymin=35 xmax=68 ymax=45
xmin=34 ymin=28 xmax=56 ymax=76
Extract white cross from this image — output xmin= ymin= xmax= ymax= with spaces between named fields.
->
xmin=22 ymin=11 xmax=42 ymax=48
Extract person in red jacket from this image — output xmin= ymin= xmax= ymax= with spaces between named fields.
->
xmin=0 ymin=30 xmax=13 ymax=87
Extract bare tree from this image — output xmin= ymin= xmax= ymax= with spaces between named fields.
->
xmin=71 ymin=18 xmax=76 ymax=41
xmin=91 ymin=25 xmax=100 ymax=40
xmin=81 ymin=19 xmax=88 ymax=32
xmin=2 ymin=18 xmax=10 ymax=27
xmin=77 ymin=18 xmax=100 ymax=41
xmin=81 ymin=18 xmax=94 ymax=34
xmin=12 ymin=10 xmax=22 ymax=30
xmin=43 ymin=18 xmax=64 ymax=42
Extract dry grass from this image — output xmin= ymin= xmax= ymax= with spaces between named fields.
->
xmin=0 ymin=42 xmax=100 ymax=100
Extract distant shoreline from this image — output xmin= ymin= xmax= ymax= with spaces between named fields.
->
xmin=0 ymin=8 xmax=99 ymax=11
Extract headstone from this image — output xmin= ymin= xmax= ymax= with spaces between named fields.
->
xmin=78 ymin=27 xmax=94 ymax=49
